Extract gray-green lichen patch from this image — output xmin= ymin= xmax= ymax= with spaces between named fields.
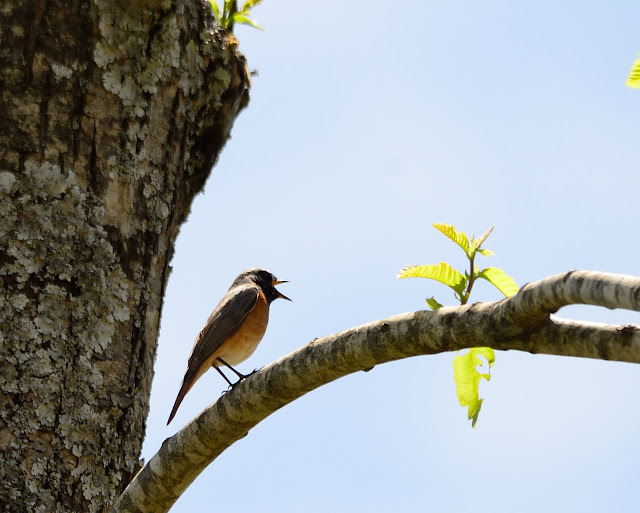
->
xmin=178 ymin=40 xmax=205 ymax=95
xmin=50 ymin=62 xmax=74 ymax=82
xmin=102 ymin=72 xmax=140 ymax=108
xmin=0 ymin=171 xmax=17 ymax=195
xmin=1 ymin=0 xmax=249 ymax=508
xmin=90 ymin=0 xmax=236 ymax=239
xmin=0 ymin=160 xmax=133 ymax=512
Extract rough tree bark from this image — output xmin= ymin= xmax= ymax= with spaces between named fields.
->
xmin=0 ymin=1 xmax=250 ymax=512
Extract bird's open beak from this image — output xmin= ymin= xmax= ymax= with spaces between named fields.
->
xmin=273 ymin=280 xmax=291 ymax=301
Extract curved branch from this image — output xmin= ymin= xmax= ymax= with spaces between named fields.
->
xmin=110 ymin=271 xmax=640 ymax=513
xmin=493 ymin=270 xmax=640 ymax=325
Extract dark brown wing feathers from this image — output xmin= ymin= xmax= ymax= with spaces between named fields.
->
xmin=185 ymin=286 xmax=258 ymax=379
xmin=166 ymin=285 xmax=258 ymax=424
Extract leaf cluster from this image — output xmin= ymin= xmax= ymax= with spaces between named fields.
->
xmin=397 ymin=224 xmax=518 ymax=306
xmin=209 ymin=0 xmax=263 ymax=31
xmin=397 ymin=224 xmax=518 ymax=427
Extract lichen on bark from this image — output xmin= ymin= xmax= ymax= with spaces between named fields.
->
xmin=0 ymin=0 xmax=250 ymax=511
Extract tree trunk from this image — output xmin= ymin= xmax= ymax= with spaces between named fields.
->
xmin=0 ymin=1 xmax=249 ymax=511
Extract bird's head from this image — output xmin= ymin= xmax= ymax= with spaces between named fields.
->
xmin=235 ymin=268 xmax=291 ymax=303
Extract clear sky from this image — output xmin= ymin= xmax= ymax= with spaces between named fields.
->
xmin=142 ymin=1 xmax=640 ymax=511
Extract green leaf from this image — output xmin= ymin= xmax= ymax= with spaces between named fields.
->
xmin=397 ymin=263 xmax=467 ymax=295
xmin=209 ymin=0 xmax=220 ymax=21
xmin=477 ymin=248 xmax=495 ymax=257
xmin=473 ymin=346 xmax=496 ymax=367
xmin=426 ymin=297 xmax=443 ymax=310
xmin=432 ymin=223 xmax=470 ymax=256
xmin=240 ymin=0 xmax=263 ymax=12
xmin=626 ymin=54 xmax=640 ymax=89
xmin=231 ymin=13 xmax=263 ymax=29
xmin=477 ymin=267 xmax=519 ymax=297
xmin=453 ymin=347 xmax=495 ymax=428
xmin=470 ymin=226 xmax=494 ymax=255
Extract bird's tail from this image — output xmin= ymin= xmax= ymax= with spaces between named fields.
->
xmin=167 ymin=379 xmax=193 ymax=425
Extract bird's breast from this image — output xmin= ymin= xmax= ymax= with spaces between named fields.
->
xmin=212 ymin=290 xmax=270 ymax=367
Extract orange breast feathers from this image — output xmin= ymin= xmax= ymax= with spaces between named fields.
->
xmin=209 ymin=289 xmax=270 ymax=367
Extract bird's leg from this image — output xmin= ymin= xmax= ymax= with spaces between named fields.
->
xmin=214 ymin=365 xmax=235 ymax=388
xmin=216 ymin=358 xmax=258 ymax=388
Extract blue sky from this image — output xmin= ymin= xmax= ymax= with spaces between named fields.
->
xmin=142 ymin=1 xmax=640 ymax=511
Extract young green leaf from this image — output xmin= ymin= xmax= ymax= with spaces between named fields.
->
xmin=208 ymin=0 xmax=263 ymax=31
xmin=209 ymin=0 xmax=220 ymax=22
xmin=231 ymin=13 xmax=263 ymax=29
xmin=432 ymin=223 xmax=470 ymax=256
xmin=241 ymin=0 xmax=263 ymax=11
xmin=626 ymin=54 xmax=640 ymax=89
xmin=477 ymin=248 xmax=495 ymax=257
xmin=477 ymin=267 xmax=519 ymax=297
xmin=453 ymin=347 xmax=495 ymax=428
xmin=426 ymin=297 xmax=443 ymax=310
xmin=397 ymin=263 xmax=467 ymax=295
xmin=470 ymin=226 xmax=494 ymax=255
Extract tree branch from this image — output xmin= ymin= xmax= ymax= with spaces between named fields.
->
xmin=110 ymin=271 xmax=640 ymax=513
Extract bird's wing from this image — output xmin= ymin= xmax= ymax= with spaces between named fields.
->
xmin=167 ymin=285 xmax=259 ymax=424
xmin=185 ymin=285 xmax=259 ymax=379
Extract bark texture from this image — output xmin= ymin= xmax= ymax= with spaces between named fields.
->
xmin=111 ymin=271 xmax=640 ymax=513
xmin=0 ymin=1 xmax=249 ymax=511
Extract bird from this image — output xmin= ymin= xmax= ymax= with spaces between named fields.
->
xmin=167 ymin=268 xmax=290 ymax=425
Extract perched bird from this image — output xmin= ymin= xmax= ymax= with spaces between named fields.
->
xmin=167 ymin=268 xmax=290 ymax=425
